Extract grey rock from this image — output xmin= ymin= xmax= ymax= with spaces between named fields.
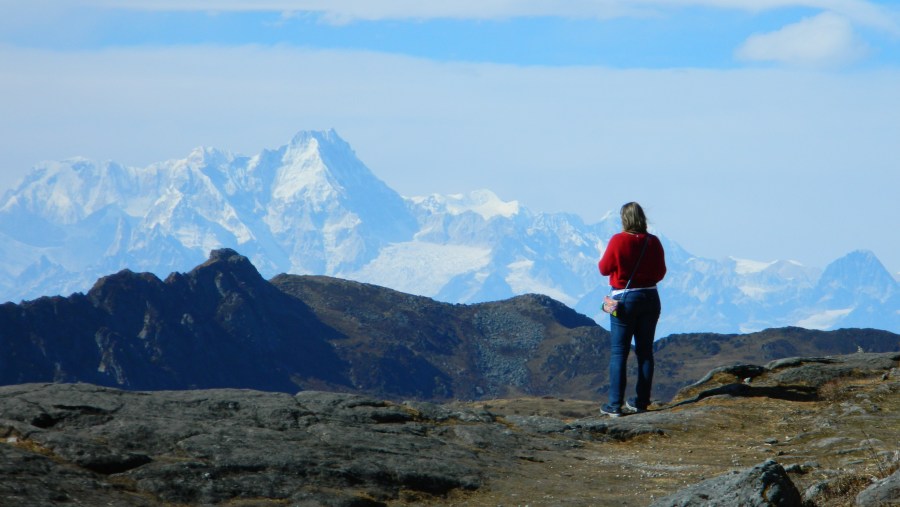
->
xmin=782 ymin=463 xmax=805 ymax=474
xmin=503 ymin=414 xmax=570 ymax=434
xmin=0 ymin=383 xmax=534 ymax=505
xmin=803 ymin=477 xmax=840 ymax=505
xmin=569 ymin=417 xmax=668 ymax=442
xmin=649 ymin=459 xmax=802 ymax=507
xmin=0 ymin=382 xmax=681 ymax=505
xmin=672 ymin=352 xmax=900 ymax=405
xmin=783 ymin=461 xmax=817 ymax=475
xmin=765 ymin=356 xmax=835 ymax=371
xmin=0 ymin=443 xmax=158 ymax=507
xmin=1 ymin=348 xmax=895 ymax=506
xmin=687 ymin=364 xmax=768 ymax=388
xmin=811 ymin=436 xmax=855 ymax=448
xmin=402 ymin=400 xmax=495 ymax=423
xmin=856 ymin=468 xmax=900 ymax=506
xmin=767 ymin=353 xmax=900 ymax=388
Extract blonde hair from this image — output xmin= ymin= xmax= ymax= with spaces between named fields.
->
xmin=620 ymin=202 xmax=648 ymax=233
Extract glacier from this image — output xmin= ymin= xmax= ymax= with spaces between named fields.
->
xmin=0 ymin=129 xmax=897 ymax=337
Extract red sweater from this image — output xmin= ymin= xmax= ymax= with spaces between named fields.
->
xmin=599 ymin=232 xmax=666 ymax=289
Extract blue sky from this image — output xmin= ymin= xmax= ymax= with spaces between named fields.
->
xmin=1 ymin=1 xmax=899 ymax=274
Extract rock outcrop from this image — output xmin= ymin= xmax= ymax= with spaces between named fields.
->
xmin=2 ymin=351 xmax=898 ymax=505
xmin=855 ymin=467 xmax=900 ymax=506
xmin=648 ymin=459 xmax=802 ymax=507
xmin=671 ymin=352 xmax=900 ymax=406
xmin=1 ymin=383 xmax=502 ymax=505
xmin=0 ymin=381 xmax=671 ymax=506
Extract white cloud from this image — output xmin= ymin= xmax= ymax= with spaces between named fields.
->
xmin=64 ymin=0 xmax=900 ymax=33
xmin=671 ymin=1 xmax=899 ymax=31
xmin=735 ymin=12 xmax=869 ymax=66
xmin=703 ymin=0 xmax=900 ymax=33
xmin=65 ymin=0 xmax=646 ymax=18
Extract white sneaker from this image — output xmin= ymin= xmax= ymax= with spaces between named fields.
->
xmin=624 ymin=401 xmax=646 ymax=414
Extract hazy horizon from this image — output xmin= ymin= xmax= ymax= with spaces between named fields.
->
xmin=2 ymin=1 xmax=898 ymax=274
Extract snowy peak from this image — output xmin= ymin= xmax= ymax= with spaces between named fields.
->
xmin=283 ymin=130 xmax=391 ymax=197
xmin=816 ymin=250 xmax=897 ymax=302
xmin=819 ymin=250 xmax=892 ymax=286
xmin=730 ymin=257 xmax=777 ymax=275
xmin=289 ymin=128 xmax=345 ymax=149
xmin=272 ymin=136 xmax=340 ymax=204
xmin=764 ymin=259 xmax=818 ymax=282
xmin=1 ymin=158 xmax=146 ymax=224
xmin=792 ymin=250 xmax=900 ymax=331
xmin=729 ymin=257 xmax=819 ymax=286
xmin=410 ymin=189 xmax=520 ymax=220
xmin=0 ymin=129 xmax=418 ymax=285
xmin=185 ymin=146 xmax=232 ymax=169
xmin=254 ymin=130 xmax=408 ymax=230
xmin=0 ymin=131 xmax=895 ymax=335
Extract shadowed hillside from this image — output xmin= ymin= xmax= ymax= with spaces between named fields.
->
xmin=1 ymin=248 xmax=897 ymax=405
xmin=0 ymin=249 xmax=349 ymax=392
xmin=0 ymin=249 xmax=611 ymax=401
xmin=271 ymin=273 xmax=610 ymax=400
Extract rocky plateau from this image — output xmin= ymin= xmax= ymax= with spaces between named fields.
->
xmin=2 ymin=351 xmax=898 ymax=506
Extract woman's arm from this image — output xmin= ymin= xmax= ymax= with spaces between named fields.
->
xmin=598 ymin=234 xmax=620 ymax=277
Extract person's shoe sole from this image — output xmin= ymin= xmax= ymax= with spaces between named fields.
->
xmin=599 ymin=407 xmax=622 ymax=418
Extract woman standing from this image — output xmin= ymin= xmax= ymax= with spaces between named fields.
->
xmin=598 ymin=202 xmax=666 ymax=417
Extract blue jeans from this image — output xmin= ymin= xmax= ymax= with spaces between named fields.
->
xmin=606 ymin=288 xmax=661 ymax=411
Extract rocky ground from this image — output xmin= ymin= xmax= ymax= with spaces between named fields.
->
xmin=448 ymin=352 xmax=900 ymax=506
xmin=1 ymin=352 xmax=898 ymax=506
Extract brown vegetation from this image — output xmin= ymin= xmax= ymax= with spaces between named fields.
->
xmin=437 ymin=357 xmax=900 ymax=506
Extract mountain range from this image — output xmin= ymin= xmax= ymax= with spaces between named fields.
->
xmin=2 ymin=248 xmax=898 ymax=402
xmin=1 ymin=129 xmax=897 ymax=336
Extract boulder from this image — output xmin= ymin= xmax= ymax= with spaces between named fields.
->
xmin=0 ymin=383 xmax=512 ymax=505
xmin=649 ymin=459 xmax=802 ymax=507
xmin=855 ymin=468 xmax=900 ymax=506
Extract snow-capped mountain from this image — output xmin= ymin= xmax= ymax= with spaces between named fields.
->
xmin=1 ymin=130 xmax=897 ymax=337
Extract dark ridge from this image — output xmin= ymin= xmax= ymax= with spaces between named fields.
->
xmin=0 ymin=249 xmax=897 ymax=404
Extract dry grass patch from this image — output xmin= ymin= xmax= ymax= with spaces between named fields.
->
xmin=429 ymin=372 xmax=899 ymax=507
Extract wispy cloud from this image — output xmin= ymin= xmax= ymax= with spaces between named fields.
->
xmin=736 ymin=12 xmax=869 ymax=66
xmin=71 ymin=0 xmax=900 ymax=32
xmin=4 ymin=2 xmax=895 ymax=72
xmin=67 ymin=0 xmax=651 ymax=20
xmin=683 ymin=0 xmax=900 ymax=34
